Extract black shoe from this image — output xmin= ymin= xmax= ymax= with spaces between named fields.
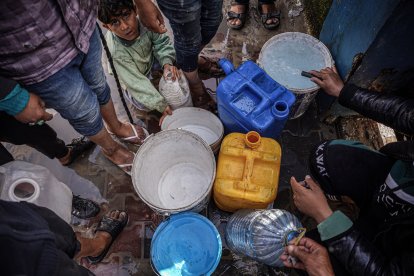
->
xmin=72 ymin=195 xmax=100 ymax=219
xmin=65 ymin=136 xmax=95 ymax=166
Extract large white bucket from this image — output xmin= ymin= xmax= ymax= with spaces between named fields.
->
xmin=258 ymin=32 xmax=334 ymax=119
xmin=131 ymin=129 xmax=216 ymax=215
xmin=161 ymin=107 xmax=224 ymax=154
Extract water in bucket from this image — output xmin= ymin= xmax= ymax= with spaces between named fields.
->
xmin=225 ymin=209 xmax=303 ymax=267
xmin=258 ymin=32 xmax=333 ymax=119
xmin=161 ymin=107 xmax=224 ymax=154
xmin=151 ymin=212 xmax=222 ymax=276
xmin=131 ymin=130 xmax=216 ymax=215
xmin=217 ymin=59 xmax=295 ymax=139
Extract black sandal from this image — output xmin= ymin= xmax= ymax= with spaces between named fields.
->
xmin=258 ymin=3 xmax=281 ymax=30
xmin=226 ymin=3 xmax=248 ymax=30
xmin=87 ymin=211 xmax=129 ymax=264
xmin=72 ymin=195 xmax=100 ymax=219
xmin=198 ymin=56 xmax=225 ymax=80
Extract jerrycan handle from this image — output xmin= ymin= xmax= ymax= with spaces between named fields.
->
xmin=245 ymin=131 xmax=261 ymax=149
xmin=218 ymin=58 xmax=235 ymax=75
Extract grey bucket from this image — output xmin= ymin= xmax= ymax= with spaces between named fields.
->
xmin=258 ymin=32 xmax=334 ymax=119
xmin=161 ymin=107 xmax=224 ymax=154
xmin=131 ymin=129 xmax=216 ymax=216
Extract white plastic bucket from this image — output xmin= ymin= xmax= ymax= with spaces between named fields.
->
xmin=258 ymin=32 xmax=334 ymax=119
xmin=131 ymin=129 xmax=216 ymax=215
xmin=161 ymin=107 xmax=224 ymax=154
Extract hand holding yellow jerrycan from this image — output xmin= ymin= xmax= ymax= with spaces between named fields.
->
xmin=213 ymin=131 xmax=281 ymax=212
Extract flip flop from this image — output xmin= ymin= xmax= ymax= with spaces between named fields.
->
xmin=226 ymin=2 xmax=248 ymax=30
xmin=258 ymin=3 xmax=281 ymax=30
xmin=108 ymin=122 xmax=149 ymax=146
xmin=87 ymin=211 xmax=129 ymax=264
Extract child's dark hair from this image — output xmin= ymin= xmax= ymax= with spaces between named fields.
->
xmin=98 ymin=0 xmax=135 ymax=24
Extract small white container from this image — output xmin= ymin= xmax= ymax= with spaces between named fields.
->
xmin=158 ymin=69 xmax=193 ymax=110
xmin=161 ymin=107 xmax=224 ymax=154
xmin=0 ymin=161 xmax=73 ymax=223
xmin=131 ymin=129 xmax=216 ymax=216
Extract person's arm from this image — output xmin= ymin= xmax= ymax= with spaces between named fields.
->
xmin=133 ymin=0 xmax=167 ymax=33
xmin=0 ymin=76 xmax=52 ymax=123
xmin=112 ymin=56 xmax=168 ymax=113
xmin=310 ymin=67 xmax=414 ymax=134
xmin=291 ymin=176 xmax=414 ymax=276
xmin=150 ymin=32 xmax=175 ymax=69
xmin=338 ymin=85 xmax=414 ymax=134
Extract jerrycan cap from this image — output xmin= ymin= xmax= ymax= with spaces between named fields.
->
xmin=245 ymin=131 xmax=261 ymax=149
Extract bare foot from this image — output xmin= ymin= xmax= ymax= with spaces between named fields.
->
xmin=102 ymin=143 xmax=134 ymax=173
xmin=109 ymin=122 xmax=148 ymax=145
xmin=260 ymin=3 xmax=280 ymax=26
xmin=89 ymin=211 xmax=127 ymax=257
xmin=227 ymin=4 xmax=247 ymax=28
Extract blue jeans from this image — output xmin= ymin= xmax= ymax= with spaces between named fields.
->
xmin=157 ymin=0 xmax=223 ymax=72
xmin=25 ymin=27 xmax=111 ymax=137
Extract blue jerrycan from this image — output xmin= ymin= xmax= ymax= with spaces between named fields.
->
xmin=217 ymin=59 xmax=295 ymax=139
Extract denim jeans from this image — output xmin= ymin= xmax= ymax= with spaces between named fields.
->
xmin=25 ymin=27 xmax=111 ymax=137
xmin=157 ymin=0 xmax=223 ymax=72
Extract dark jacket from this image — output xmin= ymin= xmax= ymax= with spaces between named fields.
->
xmin=325 ymin=84 xmax=414 ymax=276
xmin=0 ymin=200 xmax=58 ymax=276
xmin=339 ymin=84 xmax=414 ymax=135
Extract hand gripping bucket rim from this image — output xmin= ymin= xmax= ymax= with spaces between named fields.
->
xmin=151 ymin=212 xmax=222 ymax=276
xmin=131 ymin=129 xmax=216 ymax=215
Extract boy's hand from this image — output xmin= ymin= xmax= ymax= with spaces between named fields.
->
xmin=134 ymin=0 xmax=167 ymax=33
xmin=163 ymin=64 xmax=180 ymax=81
xmin=309 ymin=66 xmax=344 ymax=97
xmin=159 ymin=105 xmax=172 ymax=126
xmin=15 ymin=93 xmax=53 ymax=124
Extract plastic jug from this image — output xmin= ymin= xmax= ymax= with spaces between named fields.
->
xmin=225 ymin=209 xmax=304 ymax=267
xmin=217 ymin=59 xmax=296 ymax=139
xmin=213 ymin=131 xmax=281 ymax=212
xmin=158 ymin=69 xmax=193 ymax=110
xmin=0 ymin=161 xmax=73 ymax=223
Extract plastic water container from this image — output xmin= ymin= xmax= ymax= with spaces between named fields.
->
xmin=217 ymin=58 xmax=295 ymax=139
xmin=225 ymin=209 xmax=303 ymax=267
xmin=0 ymin=161 xmax=73 ymax=223
xmin=258 ymin=32 xmax=334 ymax=119
xmin=213 ymin=131 xmax=281 ymax=212
xmin=151 ymin=212 xmax=222 ymax=276
xmin=132 ymin=129 xmax=216 ymax=215
xmin=159 ymin=69 xmax=193 ymax=110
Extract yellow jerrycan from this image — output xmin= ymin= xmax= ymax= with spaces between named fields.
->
xmin=213 ymin=131 xmax=281 ymax=212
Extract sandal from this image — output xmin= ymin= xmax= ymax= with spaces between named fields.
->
xmin=108 ymin=122 xmax=149 ymax=146
xmin=198 ymin=56 xmax=225 ymax=80
xmin=87 ymin=210 xmax=129 ymax=264
xmin=72 ymin=195 xmax=100 ymax=219
xmin=226 ymin=2 xmax=248 ymax=30
xmin=258 ymin=3 xmax=281 ymax=30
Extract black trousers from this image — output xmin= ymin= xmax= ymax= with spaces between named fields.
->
xmin=0 ymin=112 xmax=68 ymax=165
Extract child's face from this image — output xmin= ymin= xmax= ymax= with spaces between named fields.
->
xmin=104 ymin=9 xmax=139 ymax=41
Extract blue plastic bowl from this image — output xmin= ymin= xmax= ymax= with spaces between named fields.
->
xmin=151 ymin=212 xmax=222 ymax=276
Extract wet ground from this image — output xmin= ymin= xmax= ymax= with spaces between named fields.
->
xmin=1 ymin=1 xmax=382 ymax=275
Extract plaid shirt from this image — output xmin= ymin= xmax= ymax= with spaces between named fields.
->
xmin=0 ymin=0 xmax=97 ymax=85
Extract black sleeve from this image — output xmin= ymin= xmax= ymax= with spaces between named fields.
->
xmin=379 ymin=140 xmax=414 ymax=161
xmin=338 ymin=84 xmax=414 ymax=135
xmin=325 ymin=227 xmax=414 ymax=276
xmin=0 ymin=76 xmax=18 ymax=101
